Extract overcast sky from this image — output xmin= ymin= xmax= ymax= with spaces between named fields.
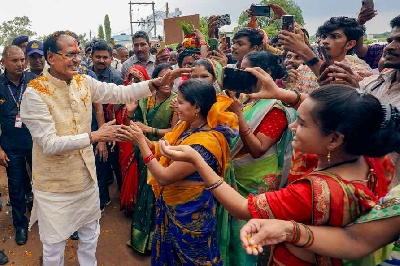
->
xmin=0 ymin=0 xmax=398 ymax=40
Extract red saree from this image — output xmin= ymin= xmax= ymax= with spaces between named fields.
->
xmin=248 ymin=151 xmax=394 ymax=266
xmin=117 ymin=108 xmax=139 ymax=214
xmin=117 ymin=65 xmax=150 ymax=214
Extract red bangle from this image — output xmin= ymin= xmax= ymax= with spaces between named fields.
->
xmin=239 ymin=128 xmax=252 ymax=137
xmin=143 ymin=153 xmax=155 ymax=164
xmin=304 ymin=231 xmax=314 ymax=248
xmin=289 ymin=220 xmax=298 ymax=243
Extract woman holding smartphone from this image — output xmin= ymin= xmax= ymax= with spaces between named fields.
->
xmin=225 ymin=50 xmax=296 ymax=265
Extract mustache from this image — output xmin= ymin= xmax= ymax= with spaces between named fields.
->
xmin=384 ymin=51 xmax=399 ymax=57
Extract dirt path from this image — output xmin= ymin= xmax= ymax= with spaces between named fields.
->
xmin=0 ymin=168 xmax=151 ymax=266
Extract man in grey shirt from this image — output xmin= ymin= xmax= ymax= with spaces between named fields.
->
xmin=121 ymin=31 xmax=156 ymax=77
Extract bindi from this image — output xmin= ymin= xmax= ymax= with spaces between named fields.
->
xmin=73 ymin=39 xmax=79 ymax=54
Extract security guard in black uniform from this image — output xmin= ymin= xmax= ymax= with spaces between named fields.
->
xmin=0 ymin=45 xmax=37 ymax=247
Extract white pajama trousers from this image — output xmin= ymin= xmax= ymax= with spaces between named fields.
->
xmin=41 ymin=220 xmax=100 ymax=266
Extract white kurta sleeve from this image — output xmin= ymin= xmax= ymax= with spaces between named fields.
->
xmin=88 ymin=76 xmax=152 ymax=104
xmin=20 ymin=88 xmax=91 ymax=155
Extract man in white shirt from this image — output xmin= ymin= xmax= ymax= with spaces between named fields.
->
xmin=20 ymin=30 xmax=186 ymax=266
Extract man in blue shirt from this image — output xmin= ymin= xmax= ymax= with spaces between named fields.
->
xmin=90 ymin=40 xmax=123 ymax=210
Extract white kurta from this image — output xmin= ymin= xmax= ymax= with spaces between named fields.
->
xmin=20 ymin=71 xmax=152 ymax=244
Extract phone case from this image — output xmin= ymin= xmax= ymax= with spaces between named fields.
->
xmin=282 ymin=15 xmax=295 ymax=32
xmin=222 ymin=67 xmax=257 ymax=93
xmin=208 ymin=38 xmax=219 ymax=51
xmin=251 ymin=5 xmax=271 ymax=17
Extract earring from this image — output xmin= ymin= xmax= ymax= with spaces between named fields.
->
xmin=327 ymin=150 xmax=331 ymax=163
xmin=195 ymin=113 xmax=198 ymax=117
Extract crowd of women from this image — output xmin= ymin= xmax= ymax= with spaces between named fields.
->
xmin=88 ymin=2 xmax=400 ymax=266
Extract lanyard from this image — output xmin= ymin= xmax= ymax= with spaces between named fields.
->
xmin=7 ymin=75 xmax=25 ymax=111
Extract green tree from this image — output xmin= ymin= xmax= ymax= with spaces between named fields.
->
xmin=104 ymin=14 xmax=112 ymax=42
xmin=199 ymin=16 xmax=209 ymax=41
xmin=0 ymin=16 xmax=36 ymax=46
xmin=76 ymin=33 xmax=89 ymax=47
xmin=235 ymin=0 xmax=304 ymax=37
xmin=98 ymin=25 xmax=105 ymax=40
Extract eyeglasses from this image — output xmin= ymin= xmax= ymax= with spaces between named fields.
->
xmin=54 ymin=51 xmax=82 ymax=60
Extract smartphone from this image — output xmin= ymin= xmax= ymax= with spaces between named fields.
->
xmin=282 ymin=15 xmax=295 ymax=32
xmin=216 ymin=14 xmax=231 ymax=27
xmin=222 ymin=67 xmax=257 ymax=93
xmin=226 ymin=37 xmax=231 ymax=49
xmin=208 ymin=38 xmax=219 ymax=51
xmin=362 ymin=0 xmax=374 ymax=9
xmin=250 ymin=5 xmax=271 ymax=17
xmin=317 ymin=45 xmax=331 ymax=67
xmin=221 ymin=36 xmax=231 ymax=50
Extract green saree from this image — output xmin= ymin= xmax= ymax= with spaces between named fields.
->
xmin=129 ymin=93 xmax=176 ymax=253
xmin=343 ymin=184 xmax=400 ymax=266
xmin=223 ymin=99 xmax=296 ymax=266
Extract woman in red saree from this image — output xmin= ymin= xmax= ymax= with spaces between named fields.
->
xmin=109 ymin=65 xmax=150 ymax=215
xmin=158 ymin=69 xmax=399 ymax=265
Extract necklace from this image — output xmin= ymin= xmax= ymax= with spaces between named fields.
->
xmin=154 ymin=91 xmax=170 ymax=106
xmin=315 ymin=158 xmax=358 ymax=172
xmin=179 ymin=122 xmax=208 ymax=140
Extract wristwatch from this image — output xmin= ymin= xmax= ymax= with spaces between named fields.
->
xmin=305 ymin=57 xmax=319 ymax=67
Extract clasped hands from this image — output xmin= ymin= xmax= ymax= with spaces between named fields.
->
xmin=317 ymin=61 xmax=360 ymax=88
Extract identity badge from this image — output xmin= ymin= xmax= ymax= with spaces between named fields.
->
xmin=15 ymin=114 xmax=22 ymax=128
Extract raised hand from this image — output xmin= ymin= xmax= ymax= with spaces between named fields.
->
xmin=318 ymin=61 xmax=360 ymax=88
xmin=243 ymin=67 xmax=281 ymax=100
xmin=357 ymin=7 xmax=377 ymax=25
xmin=208 ymin=16 xmax=220 ymax=38
xmin=278 ymin=29 xmax=308 ymax=54
xmin=159 ymin=68 xmax=192 ymax=87
xmin=207 ymin=50 xmax=228 ymax=67
xmin=282 ymin=69 xmax=299 ymax=88
xmin=226 ymin=91 xmax=244 ymax=115
xmin=268 ymin=3 xmax=289 ymax=23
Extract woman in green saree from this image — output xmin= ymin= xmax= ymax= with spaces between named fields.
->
xmin=226 ymin=51 xmax=296 ymax=266
xmin=128 ymin=63 xmax=179 ymax=253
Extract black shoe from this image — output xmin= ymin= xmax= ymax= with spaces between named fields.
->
xmin=0 ymin=250 xmax=8 ymax=265
xmin=69 ymin=231 xmax=79 ymax=240
xmin=15 ymin=228 xmax=28 ymax=245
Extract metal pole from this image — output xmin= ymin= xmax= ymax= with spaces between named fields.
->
xmin=129 ymin=1 xmax=134 ymax=42
xmin=152 ymin=2 xmax=156 ymax=37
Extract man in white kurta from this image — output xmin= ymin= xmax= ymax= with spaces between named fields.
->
xmin=19 ymin=31 xmax=168 ymax=266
